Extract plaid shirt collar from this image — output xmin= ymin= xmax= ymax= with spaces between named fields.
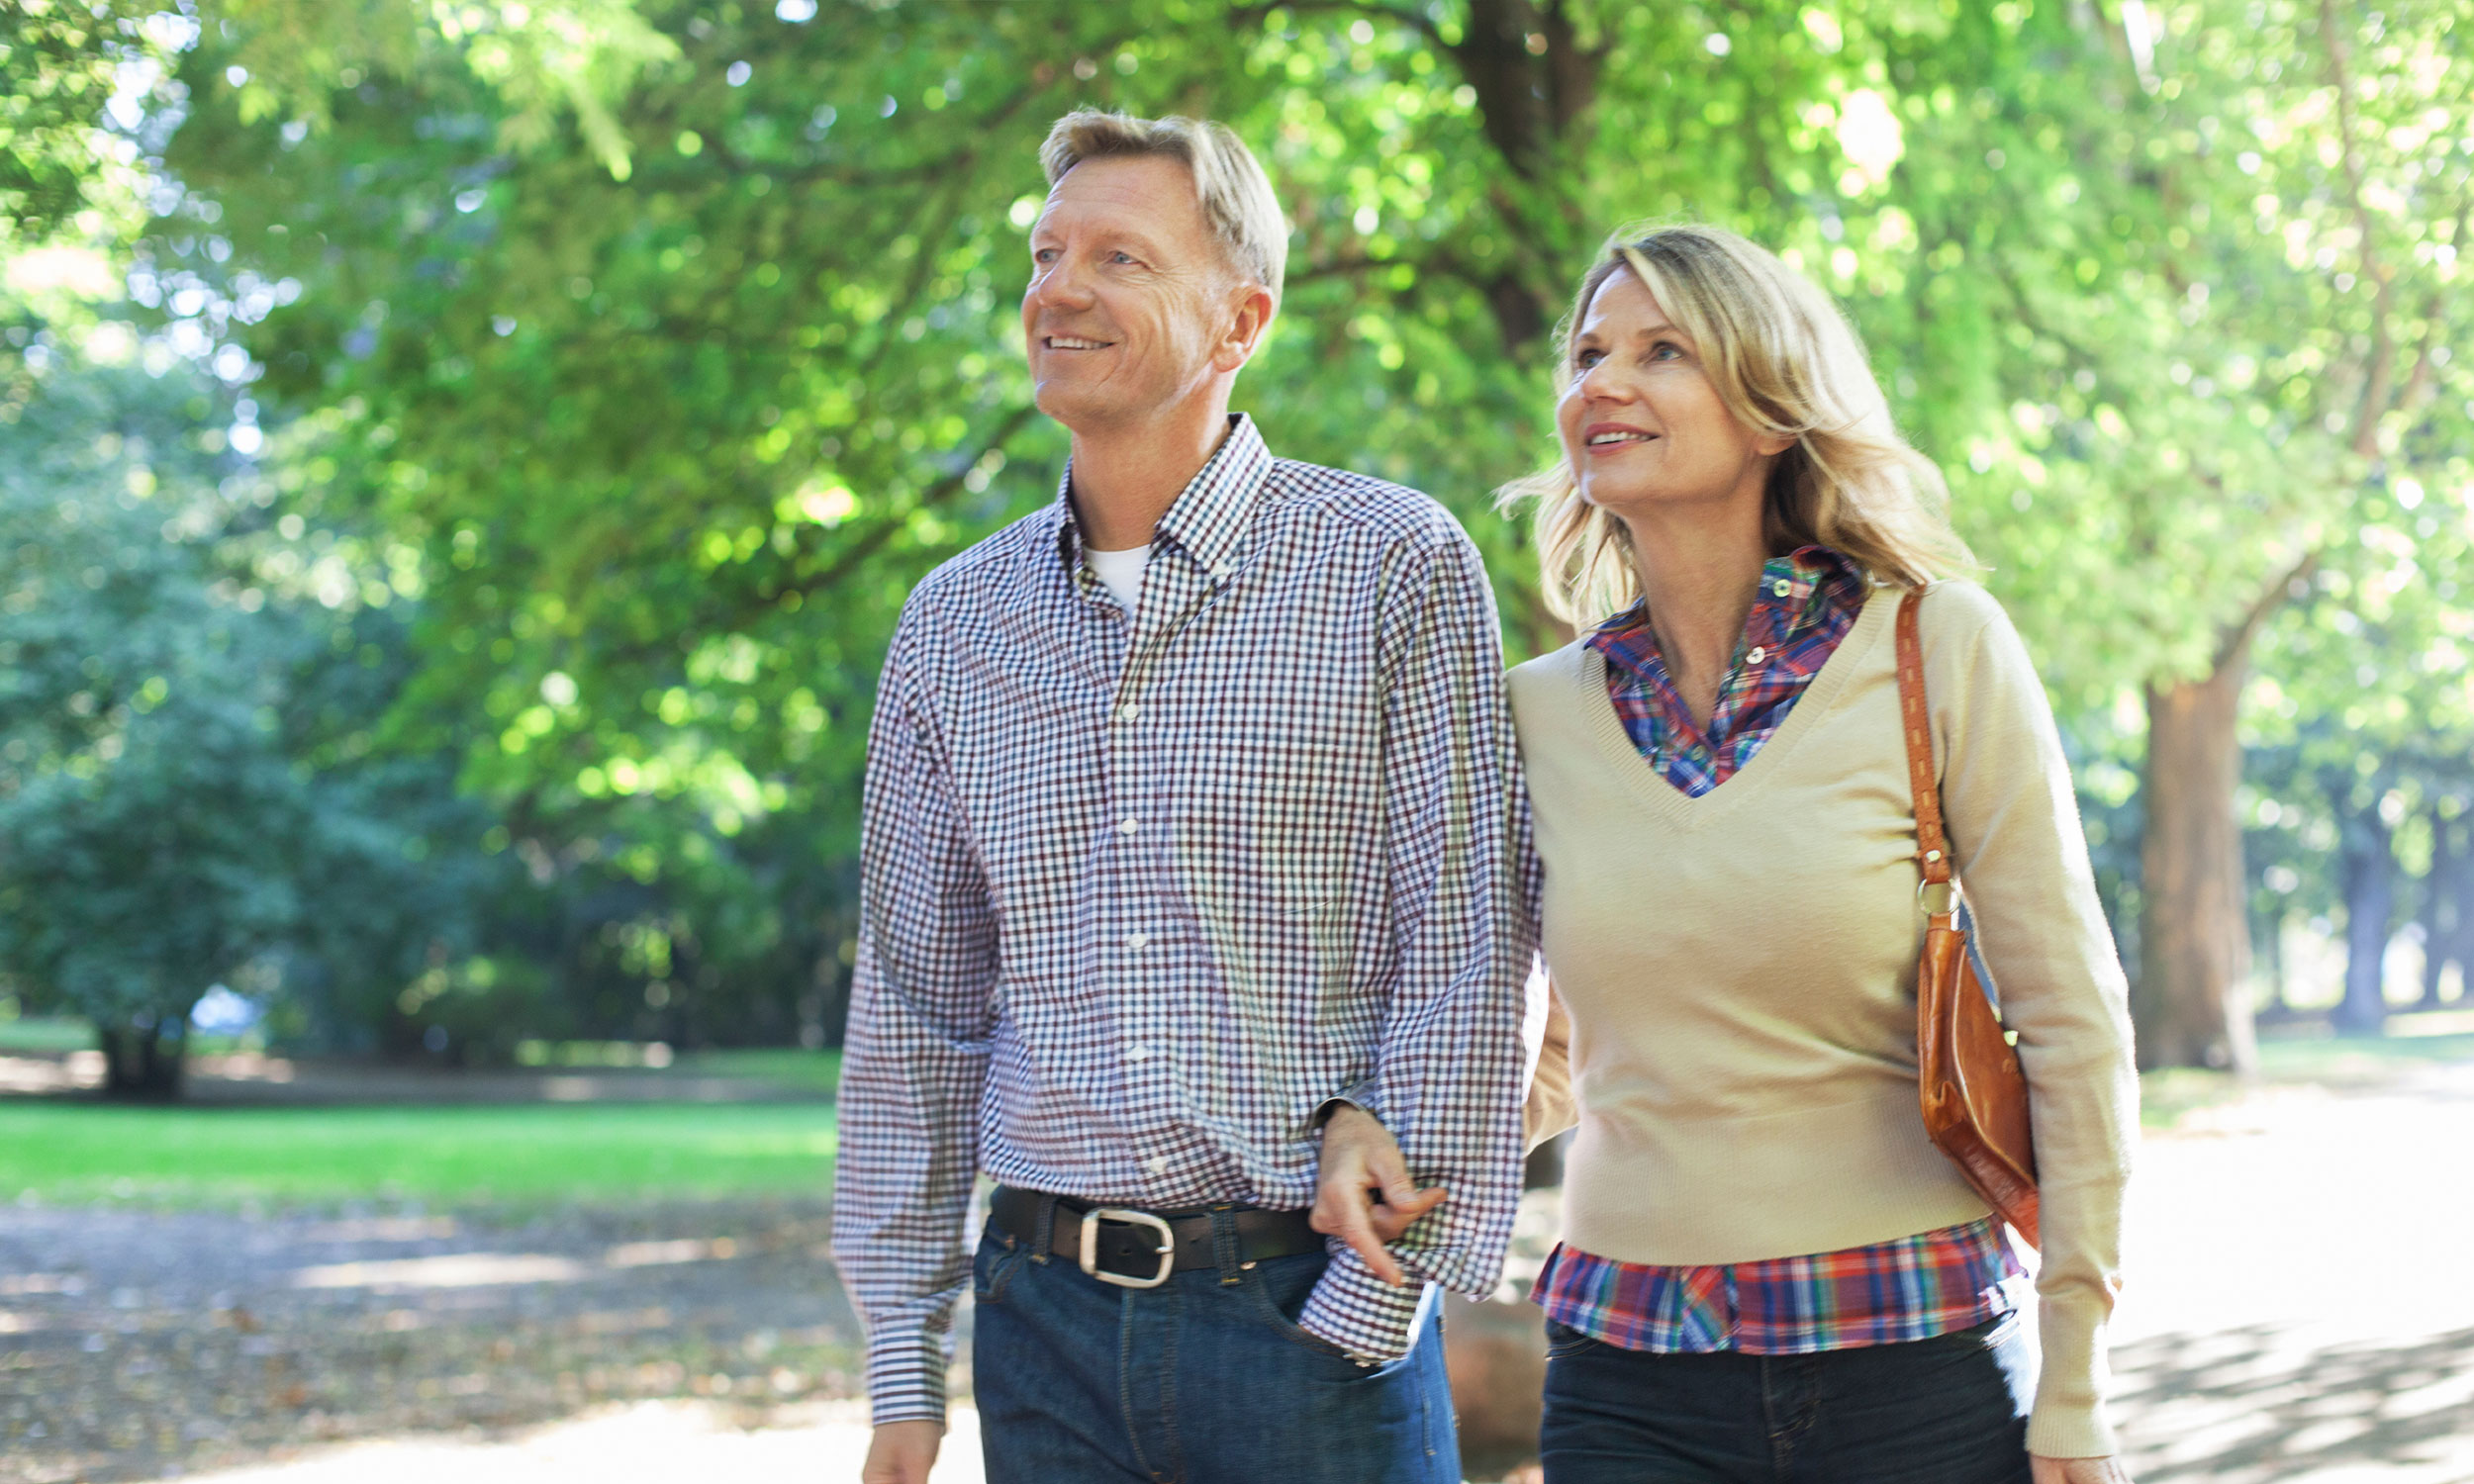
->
xmin=1045 ymin=413 xmax=1272 ymax=585
xmin=1587 ymin=543 xmax=1865 ymax=685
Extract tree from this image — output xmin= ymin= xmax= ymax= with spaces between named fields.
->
xmin=154 ymin=0 xmax=2466 ymax=1064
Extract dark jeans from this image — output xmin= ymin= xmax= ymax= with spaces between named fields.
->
xmin=1539 ymin=1313 xmax=2036 ymax=1484
xmin=969 ymin=1218 xmax=1459 ymax=1484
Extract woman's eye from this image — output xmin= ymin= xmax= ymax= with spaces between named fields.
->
xmin=1650 ymin=342 xmax=1682 ymax=361
xmin=1574 ymin=349 xmax=1603 ymax=369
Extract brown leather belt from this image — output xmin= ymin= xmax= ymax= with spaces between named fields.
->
xmin=990 ymin=1185 xmax=1323 ymax=1289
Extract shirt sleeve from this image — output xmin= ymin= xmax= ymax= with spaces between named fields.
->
xmin=1295 ymin=530 xmax=1537 ymax=1360
xmin=1926 ymin=582 xmax=2138 ymax=1459
xmin=829 ymin=623 xmax=999 ymax=1426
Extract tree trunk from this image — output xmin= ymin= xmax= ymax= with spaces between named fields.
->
xmin=2136 ymin=669 xmax=2259 ymax=1072
xmin=2333 ymin=806 xmax=2396 ymax=1033
xmin=2422 ymin=809 xmax=2467 ymax=1008
xmin=97 ymin=1015 xmax=187 ymax=1100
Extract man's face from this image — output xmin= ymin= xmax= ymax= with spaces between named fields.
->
xmin=1021 ymin=154 xmax=1240 ymax=433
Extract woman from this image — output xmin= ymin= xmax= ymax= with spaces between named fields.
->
xmin=1505 ymin=227 xmax=2137 ymax=1483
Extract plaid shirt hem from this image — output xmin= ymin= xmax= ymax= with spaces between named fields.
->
xmin=1532 ymin=1218 xmax=2026 ymax=1354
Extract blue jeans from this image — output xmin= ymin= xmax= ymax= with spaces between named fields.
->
xmin=1539 ymin=1314 xmax=2036 ymax=1484
xmin=969 ymin=1219 xmax=1459 ymax=1484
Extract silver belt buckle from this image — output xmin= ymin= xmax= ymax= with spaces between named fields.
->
xmin=1079 ymin=1207 xmax=1177 ymax=1289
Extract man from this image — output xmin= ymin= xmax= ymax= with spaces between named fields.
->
xmin=833 ymin=108 xmax=1532 ymax=1484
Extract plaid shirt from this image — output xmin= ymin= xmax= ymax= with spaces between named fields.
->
xmin=1543 ymin=544 xmax=2022 ymax=1352
xmin=1587 ymin=544 xmax=1866 ymax=797
xmin=832 ymin=415 xmax=1535 ymax=1424
xmin=1533 ymin=1218 xmax=2024 ymax=1353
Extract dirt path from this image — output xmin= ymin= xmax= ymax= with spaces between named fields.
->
xmin=0 ymin=1198 xmax=864 ymax=1484
xmin=4 ymin=1055 xmax=2471 ymax=1484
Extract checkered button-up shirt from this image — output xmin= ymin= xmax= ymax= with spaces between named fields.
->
xmin=832 ymin=415 xmax=1535 ymax=1425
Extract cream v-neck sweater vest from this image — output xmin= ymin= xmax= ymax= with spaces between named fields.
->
xmin=1510 ymin=581 xmax=2138 ymax=1458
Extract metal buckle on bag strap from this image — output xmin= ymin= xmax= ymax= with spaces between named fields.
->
xmin=1078 ymin=1208 xmax=1177 ymax=1289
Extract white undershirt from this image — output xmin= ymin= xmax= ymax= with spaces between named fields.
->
xmin=1086 ymin=544 xmax=1152 ymax=616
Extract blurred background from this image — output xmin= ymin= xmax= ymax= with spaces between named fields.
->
xmin=0 ymin=1 xmax=2468 ymax=1480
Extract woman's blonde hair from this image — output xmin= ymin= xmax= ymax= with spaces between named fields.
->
xmin=1500 ymin=224 xmax=1975 ymax=624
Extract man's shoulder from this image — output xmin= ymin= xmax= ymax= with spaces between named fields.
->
xmin=901 ymin=505 xmax=1059 ymax=616
xmin=1260 ymin=456 xmax=1473 ymax=557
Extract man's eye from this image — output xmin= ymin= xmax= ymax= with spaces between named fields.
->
xmin=1110 ymin=251 xmax=1136 ymax=264
xmin=1033 ymin=248 xmax=1058 ymax=264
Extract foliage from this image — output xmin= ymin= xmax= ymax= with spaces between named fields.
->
xmin=0 ymin=304 xmax=517 ymax=1084
xmin=2 ymin=0 xmax=2461 ymax=1067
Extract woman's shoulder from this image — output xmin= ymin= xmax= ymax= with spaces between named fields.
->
xmin=1914 ymin=576 xmax=2007 ymax=629
xmin=1507 ymin=636 xmax=1592 ymax=685
xmin=1909 ymin=578 xmax=2027 ymax=661
xmin=1505 ymin=637 xmax=1595 ymax=717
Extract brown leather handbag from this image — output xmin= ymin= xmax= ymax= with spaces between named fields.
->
xmin=1896 ymin=588 xmax=2042 ymax=1252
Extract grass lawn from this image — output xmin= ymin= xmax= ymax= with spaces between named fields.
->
xmin=2139 ymin=1021 xmax=2474 ymax=1128
xmin=0 ymin=1100 xmax=836 ymax=1208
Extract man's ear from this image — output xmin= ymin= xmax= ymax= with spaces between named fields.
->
xmin=1213 ymin=282 xmax=1277 ymax=374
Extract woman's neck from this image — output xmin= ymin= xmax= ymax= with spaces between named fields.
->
xmin=1623 ymin=499 xmax=1771 ymax=730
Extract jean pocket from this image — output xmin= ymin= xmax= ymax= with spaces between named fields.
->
xmin=1242 ymin=1255 xmax=1370 ymax=1368
xmin=1543 ymin=1317 xmax=1602 ymax=1359
xmin=972 ymin=1232 xmax=1030 ymax=1305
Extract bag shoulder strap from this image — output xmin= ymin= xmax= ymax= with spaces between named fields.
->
xmin=1894 ymin=587 xmax=1955 ymax=907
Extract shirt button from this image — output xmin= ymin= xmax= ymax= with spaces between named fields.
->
xmin=1124 ymin=931 xmax=1150 ymax=951
xmin=1747 ymin=646 xmax=1767 ymax=665
xmin=1146 ymin=1155 xmax=1170 ymax=1175
xmin=1117 ymin=701 xmax=1140 ymax=721
xmin=1118 ymin=816 xmax=1141 ymax=835
xmin=1771 ymin=579 xmax=1792 ymax=598
xmin=1210 ymin=560 xmax=1232 ymax=580
xmin=1125 ymin=1044 xmax=1150 ymax=1062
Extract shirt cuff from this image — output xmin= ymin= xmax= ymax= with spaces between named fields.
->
xmin=864 ymin=1318 xmax=951 ymax=1427
xmin=1311 ymin=1077 xmax=1382 ymax=1130
xmin=1295 ymin=1246 xmax=1426 ymax=1362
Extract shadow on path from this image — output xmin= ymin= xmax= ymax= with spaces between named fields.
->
xmin=2116 ymin=1323 xmax=2474 ymax=1482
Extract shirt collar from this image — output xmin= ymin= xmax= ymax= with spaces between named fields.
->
xmin=1046 ymin=414 xmax=1272 ymax=581
xmin=1588 ymin=544 xmax=1865 ymax=676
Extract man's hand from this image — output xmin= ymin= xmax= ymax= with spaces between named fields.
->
xmin=2032 ymin=1455 xmax=2133 ymax=1484
xmin=1310 ymin=1104 xmax=1446 ymax=1285
xmin=861 ymin=1420 xmax=942 ymax=1484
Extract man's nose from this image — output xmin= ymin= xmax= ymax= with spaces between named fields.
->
xmin=1029 ymin=257 xmax=1095 ymax=312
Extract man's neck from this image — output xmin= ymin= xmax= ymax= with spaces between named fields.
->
xmin=1067 ymin=399 xmax=1235 ymax=551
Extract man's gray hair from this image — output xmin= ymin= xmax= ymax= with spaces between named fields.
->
xmin=1038 ymin=109 xmax=1287 ymax=303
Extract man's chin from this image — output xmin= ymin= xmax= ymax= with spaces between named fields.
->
xmin=1032 ymin=381 xmax=1149 ymax=432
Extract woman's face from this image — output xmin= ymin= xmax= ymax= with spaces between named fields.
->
xmin=1555 ymin=266 xmax=1788 ymax=525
